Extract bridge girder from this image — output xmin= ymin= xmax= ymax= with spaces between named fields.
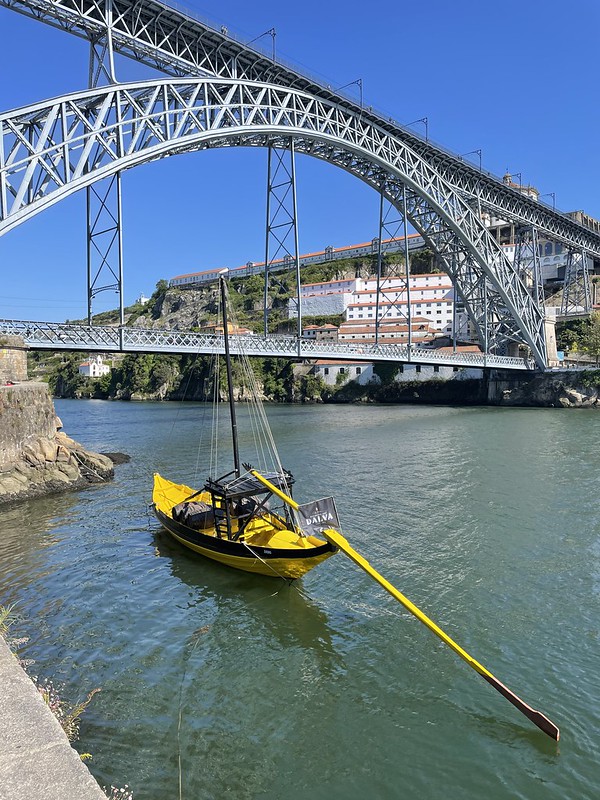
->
xmin=0 ymin=78 xmax=547 ymax=365
xmin=2 ymin=0 xmax=599 ymax=256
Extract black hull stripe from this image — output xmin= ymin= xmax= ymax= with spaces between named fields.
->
xmin=154 ymin=506 xmax=335 ymax=559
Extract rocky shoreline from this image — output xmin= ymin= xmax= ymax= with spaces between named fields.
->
xmin=0 ymin=382 xmax=116 ymax=506
xmin=0 ymin=427 xmax=115 ymax=506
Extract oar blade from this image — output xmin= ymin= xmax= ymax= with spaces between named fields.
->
xmin=482 ymin=674 xmax=560 ymax=741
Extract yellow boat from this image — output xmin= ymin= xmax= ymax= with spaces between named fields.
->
xmin=152 ymin=471 xmax=337 ymax=579
xmin=152 ymin=274 xmax=340 ymax=579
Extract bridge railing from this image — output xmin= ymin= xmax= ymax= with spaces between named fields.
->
xmin=0 ymin=319 xmax=534 ymax=370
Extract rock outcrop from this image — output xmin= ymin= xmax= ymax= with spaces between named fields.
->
xmin=0 ymin=383 xmax=114 ymax=506
xmin=496 ymin=370 xmax=600 ymax=407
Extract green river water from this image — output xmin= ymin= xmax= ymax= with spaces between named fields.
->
xmin=1 ymin=400 xmax=599 ymax=799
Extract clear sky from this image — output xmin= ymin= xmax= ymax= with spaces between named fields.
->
xmin=1 ymin=0 xmax=599 ymax=320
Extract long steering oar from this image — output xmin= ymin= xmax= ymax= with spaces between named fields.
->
xmin=249 ymin=469 xmax=559 ymax=741
xmin=322 ymin=528 xmax=559 ymax=741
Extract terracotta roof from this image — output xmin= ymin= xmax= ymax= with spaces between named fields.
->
xmin=433 ymin=344 xmax=482 ymax=353
xmin=314 ymin=360 xmax=372 ymax=366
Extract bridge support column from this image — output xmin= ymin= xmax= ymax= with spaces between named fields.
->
xmin=375 ymin=186 xmax=412 ymax=347
xmin=86 ymin=1 xmax=124 ymax=327
xmin=544 ymin=316 xmax=559 ymax=366
xmin=561 ymin=248 xmax=591 ymax=315
xmin=263 ymin=142 xmax=301 ymax=342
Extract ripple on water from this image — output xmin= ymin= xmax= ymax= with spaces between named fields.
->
xmin=2 ymin=400 xmax=600 ymax=800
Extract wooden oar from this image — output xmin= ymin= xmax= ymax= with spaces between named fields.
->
xmin=322 ymin=528 xmax=559 ymax=741
xmin=250 ymin=469 xmax=559 ymax=740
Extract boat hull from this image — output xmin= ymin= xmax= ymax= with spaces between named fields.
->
xmin=153 ymin=505 xmax=336 ymax=579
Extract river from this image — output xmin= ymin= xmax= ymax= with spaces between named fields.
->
xmin=2 ymin=400 xmax=599 ymax=799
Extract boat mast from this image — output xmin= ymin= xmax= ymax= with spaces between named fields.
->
xmin=219 ymin=274 xmax=241 ymax=478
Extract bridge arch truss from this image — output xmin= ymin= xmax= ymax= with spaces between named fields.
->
xmin=0 ymin=77 xmax=547 ymax=365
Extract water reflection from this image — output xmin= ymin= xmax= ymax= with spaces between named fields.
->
xmin=151 ymin=528 xmax=344 ymax=679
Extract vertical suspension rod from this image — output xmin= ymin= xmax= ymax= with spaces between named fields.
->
xmin=375 ymin=190 xmax=384 ymax=345
xmin=402 ymin=185 xmax=412 ymax=350
xmin=263 ymin=146 xmax=272 ymax=338
xmin=290 ymin=141 xmax=302 ymax=355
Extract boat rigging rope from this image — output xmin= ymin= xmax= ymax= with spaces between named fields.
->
xmin=241 ymin=540 xmax=295 ymax=583
xmin=222 ymin=280 xmax=285 ymax=477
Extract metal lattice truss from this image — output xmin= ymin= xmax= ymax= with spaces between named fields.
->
xmin=514 ymin=226 xmax=544 ymax=312
xmin=2 ymin=0 xmax=600 ymax=256
xmin=0 ymin=78 xmax=548 ymax=365
xmin=561 ymin=249 xmax=592 ymax=315
xmin=264 ymin=143 xmax=301 ymax=339
xmin=0 ymin=318 xmax=534 ymax=370
xmin=375 ymin=193 xmax=411 ymax=340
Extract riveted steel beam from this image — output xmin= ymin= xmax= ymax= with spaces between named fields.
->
xmin=2 ymin=0 xmax=599 ymax=255
xmin=0 ymin=78 xmax=548 ymax=366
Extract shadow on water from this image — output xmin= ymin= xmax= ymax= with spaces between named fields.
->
xmin=150 ymin=527 xmax=345 ymax=677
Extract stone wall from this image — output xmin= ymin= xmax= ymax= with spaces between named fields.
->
xmin=0 ymin=383 xmax=58 ymax=469
xmin=0 ymin=335 xmax=28 ymax=383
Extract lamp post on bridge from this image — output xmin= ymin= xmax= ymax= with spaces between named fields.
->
xmin=404 ymin=117 xmax=428 ymax=142
xmin=504 ymin=170 xmax=522 ymax=189
xmin=248 ymin=27 xmax=277 ymax=61
xmin=335 ymin=78 xmax=363 ymax=111
xmin=540 ymin=192 xmax=556 ymax=211
xmin=460 ymin=149 xmax=482 ymax=172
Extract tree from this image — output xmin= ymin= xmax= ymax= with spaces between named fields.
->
xmin=556 ymin=317 xmax=588 ymax=353
xmin=48 ymin=355 xmax=85 ymax=397
xmin=581 ymin=312 xmax=600 ymax=365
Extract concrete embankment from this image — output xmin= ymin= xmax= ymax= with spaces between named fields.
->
xmin=0 ymin=382 xmax=114 ymax=505
xmin=0 ymin=636 xmax=106 ymax=800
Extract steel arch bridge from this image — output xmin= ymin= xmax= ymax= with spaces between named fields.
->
xmin=1 ymin=0 xmax=599 ymax=370
xmin=0 ymin=76 xmax=551 ymax=367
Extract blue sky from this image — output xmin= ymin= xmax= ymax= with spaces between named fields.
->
xmin=1 ymin=0 xmax=599 ymax=320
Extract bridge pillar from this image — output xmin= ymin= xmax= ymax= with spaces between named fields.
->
xmin=561 ymin=248 xmax=591 ymax=315
xmin=544 ymin=316 xmax=559 ymax=366
xmin=486 ymin=369 xmax=537 ymax=403
xmin=0 ymin=335 xmax=28 ymax=383
xmin=263 ymin=142 xmax=301 ymax=345
xmin=86 ymin=5 xmax=124 ymax=327
xmin=375 ymin=187 xmax=412 ymax=346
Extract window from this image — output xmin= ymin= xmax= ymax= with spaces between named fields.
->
xmin=339 ymin=367 xmax=346 ymax=375
xmin=433 ymin=365 xmax=440 ymax=373
xmin=416 ymin=365 xmax=421 ymax=373
xmin=324 ymin=368 xmax=329 ymax=375
xmin=356 ymin=367 xmax=362 ymax=375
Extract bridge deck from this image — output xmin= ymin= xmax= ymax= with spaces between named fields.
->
xmin=0 ymin=319 xmax=534 ymax=371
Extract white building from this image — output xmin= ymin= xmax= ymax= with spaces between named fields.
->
xmin=293 ymin=271 xmax=460 ymax=335
xmin=302 ymin=324 xmax=339 ymax=341
xmin=311 ymin=360 xmax=375 ymax=386
xmin=311 ymin=357 xmax=483 ymax=387
xmin=345 ymin=273 xmax=455 ymax=335
xmin=79 ymin=355 xmax=111 ymax=378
